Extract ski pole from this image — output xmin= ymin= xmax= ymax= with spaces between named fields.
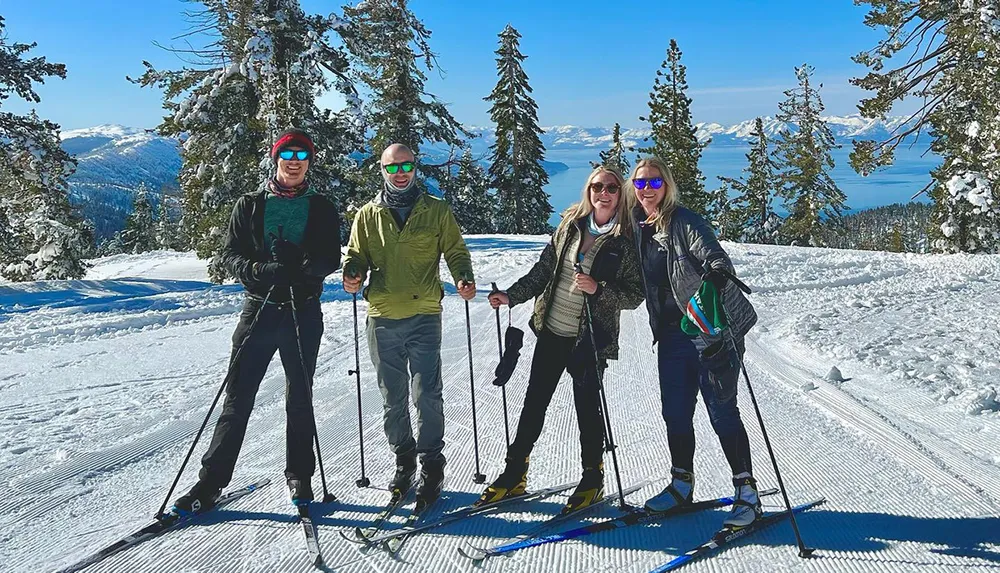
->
xmin=490 ymin=282 xmax=511 ymax=449
xmin=347 ymin=292 xmax=370 ymax=487
xmin=155 ymin=285 xmax=275 ymax=520
xmin=465 ymin=299 xmax=487 ymax=484
xmin=575 ymin=264 xmax=628 ymax=510
xmin=289 ymin=285 xmax=336 ymax=503
xmin=718 ymin=277 xmax=814 ymax=558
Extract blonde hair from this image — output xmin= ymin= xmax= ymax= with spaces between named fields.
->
xmin=558 ymin=165 xmax=633 ymax=237
xmin=629 ymin=157 xmax=679 ymax=233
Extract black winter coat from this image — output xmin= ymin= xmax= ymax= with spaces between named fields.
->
xmin=219 ymin=191 xmax=342 ymax=303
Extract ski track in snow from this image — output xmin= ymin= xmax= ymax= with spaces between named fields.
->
xmin=0 ymin=239 xmax=998 ymax=572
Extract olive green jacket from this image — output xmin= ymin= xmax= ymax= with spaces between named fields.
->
xmin=343 ymin=193 xmax=474 ymax=319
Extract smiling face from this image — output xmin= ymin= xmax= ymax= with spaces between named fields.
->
xmin=276 ymin=146 xmax=309 ymax=187
xmin=589 ymin=171 xmax=621 ymax=220
xmin=380 ymin=144 xmax=416 ymax=190
xmin=633 ymin=164 xmax=665 ymax=215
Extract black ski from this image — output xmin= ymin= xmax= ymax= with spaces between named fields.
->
xmin=381 ymin=496 xmax=437 ymax=555
xmin=297 ymin=503 xmax=324 ymax=566
xmin=650 ymin=497 xmax=826 ymax=572
xmin=54 ymin=478 xmax=271 ymax=573
xmin=339 ymin=486 xmax=413 ymax=544
xmin=358 ymin=481 xmax=575 ymax=549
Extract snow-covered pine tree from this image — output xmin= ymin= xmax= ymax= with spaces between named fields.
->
xmin=117 ymin=183 xmax=158 ymax=254
xmin=156 ymin=189 xmax=181 ymax=251
xmin=720 ymin=117 xmax=780 ymax=244
xmin=852 ymin=1 xmax=1000 ymax=253
xmin=132 ymin=0 xmax=362 ymax=281
xmin=772 ymin=64 xmax=846 ymax=246
xmin=599 ymin=122 xmax=631 ymax=175
xmin=706 ymin=180 xmax=739 ymax=241
xmin=637 ymin=40 xmax=710 ymax=216
xmin=0 ymin=16 xmax=90 ymax=281
xmin=341 ymin=0 xmax=468 ymax=194
xmin=485 ymin=24 xmax=553 ymax=234
xmin=447 ymin=149 xmax=495 ymax=234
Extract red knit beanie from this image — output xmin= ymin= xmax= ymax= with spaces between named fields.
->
xmin=271 ymin=128 xmax=315 ymax=159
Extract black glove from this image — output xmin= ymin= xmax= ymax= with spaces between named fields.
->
xmin=702 ymin=269 xmax=728 ymax=292
xmin=701 ymin=338 xmax=740 ymax=403
xmin=271 ymin=239 xmax=304 ymax=267
xmin=253 ymin=262 xmax=294 ymax=286
xmin=492 ymin=326 xmax=525 ymax=387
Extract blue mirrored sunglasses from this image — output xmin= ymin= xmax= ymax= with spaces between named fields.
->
xmin=278 ymin=149 xmax=311 ymax=161
xmin=633 ymin=177 xmax=664 ymax=190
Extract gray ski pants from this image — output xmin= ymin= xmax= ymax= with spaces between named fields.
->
xmin=366 ymin=313 xmax=445 ymax=462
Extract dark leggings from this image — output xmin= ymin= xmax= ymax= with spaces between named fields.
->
xmin=507 ymin=330 xmax=606 ymax=470
xmin=657 ymin=327 xmax=752 ymax=476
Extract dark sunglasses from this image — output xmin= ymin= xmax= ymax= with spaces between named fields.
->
xmin=633 ymin=177 xmax=664 ymax=190
xmin=384 ymin=161 xmax=415 ymax=174
xmin=278 ymin=149 xmax=311 ymax=161
xmin=589 ymin=181 xmax=621 ymax=195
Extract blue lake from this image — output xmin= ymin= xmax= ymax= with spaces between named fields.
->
xmin=542 ymin=144 xmax=940 ymax=226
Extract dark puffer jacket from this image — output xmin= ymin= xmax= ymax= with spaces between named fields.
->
xmin=632 ymin=205 xmax=756 ymax=350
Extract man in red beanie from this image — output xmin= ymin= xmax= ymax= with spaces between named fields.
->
xmin=172 ymin=127 xmax=342 ymax=514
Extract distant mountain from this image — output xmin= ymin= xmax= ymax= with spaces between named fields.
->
xmin=463 ymin=114 xmax=914 ymax=151
xmin=62 ymin=125 xmax=181 ymax=240
xmin=61 ymin=114 xmax=911 ymax=240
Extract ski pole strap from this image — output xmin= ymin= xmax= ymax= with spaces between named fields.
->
xmin=718 ymin=268 xmax=752 ymax=295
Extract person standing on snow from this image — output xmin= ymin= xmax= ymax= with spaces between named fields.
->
xmin=342 ymin=143 xmax=475 ymax=507
xmin=477 ymin=165 xmax=644 ymax=514
xmin=172 ymin=128 xmax=342 ymax=514
xmin=629 ymin=156 xmax=761 ymax=527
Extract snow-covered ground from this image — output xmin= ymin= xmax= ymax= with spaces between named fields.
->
xmin=0 ymin=238 xmax=997 ymax=573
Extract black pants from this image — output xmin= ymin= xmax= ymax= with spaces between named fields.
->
xmin=507 ymin=330 xmax=606 ymax=470
xmin=199 ymin=296 xmax=323 ymax=488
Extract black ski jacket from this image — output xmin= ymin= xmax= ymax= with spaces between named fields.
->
xmin=219 ymin=190 xmax=342 ymax=303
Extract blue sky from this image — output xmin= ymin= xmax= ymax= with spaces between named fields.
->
xmin=3 ymin=0 xmax=895 ymax=131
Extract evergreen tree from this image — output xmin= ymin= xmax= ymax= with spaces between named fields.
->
xmin=485 ymin=24 xmax=553 ymax=234
xmin=720 ymin=117 xmax=780 ymax=244
xmin=342 ymin=0 xmax=469 ymax=192
xmin=851 ymin=1 xmax=1000 ymax=253
xmin=598 ymin=122 xmax=630 ymax=174
xmin=117 ymin=183 xmax=158 ymax=254
xmin=637 ymin=40 xmax=710 ymax=215
xmin=817 ymin=202 xmax=933 ymax=253
xmin=772 ymin=64 xmax=846 ymax=246
xmin=132 ymin=0 xmax=362 ymax=281
xmin=0 ymin=16 xmax=90 ymax=281
xmin=156 ymin=189 xmax=181 ymax=251
xmin=446 ymin=149 xmax=495 ymax=234
xmin=706 ymin=180 xmax=739 ymax=241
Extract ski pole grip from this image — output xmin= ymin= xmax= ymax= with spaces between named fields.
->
xmin=490 ymin=281 xmax=499 ymax=295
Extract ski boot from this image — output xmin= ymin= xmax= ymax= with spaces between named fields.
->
xmin=562 ymin=464 xmax=604 ymax=514
xmin=475 ymin=455 xmax=528 ymax=507
xmin=389 ymin=450 xmax=417 ymax=503
xmin=171 ymin=481 xmax=222 ymax=516
xmin=644 ymin=467 xmax=694 ymax=512
xmin=416 ymin=455 xmax=446 ymax=508
xmin=723 ymin=475 xmax=762 ymax=528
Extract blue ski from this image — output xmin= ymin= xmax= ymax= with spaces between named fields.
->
xmin=458 ymin=487 xmax=779 ymax=561
xmin=650 ymin=497 xmax=826 ymax=572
